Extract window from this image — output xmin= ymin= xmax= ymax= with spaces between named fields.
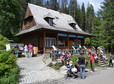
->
xmin=78 ymin=40 xmax=81 ymax=46
xmin=69 ymin=23 xmax=77 ymax=30
xmin=24 ymin=16 xmax=33 ymax=25
xmin=45 ymin=37 xmax=56 ymax=47
xmin=49 ymin=19 xmax=53 ymax=26
xmin=55 ymin=16 xmax=59 ymax=19
xmin=44 ymin=17 xmax=53 ymax=26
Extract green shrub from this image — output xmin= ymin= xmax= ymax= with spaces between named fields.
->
xmin=54 ymin=66 xmax=60 ymax=70
xmin=47 ymin=62 xmax=54 ymax=67
xmin=48 ymin=62 xmax=62 ymax=70
xmin=0 ymin=50 xmax=19 ymax=84
xmin=85 ymin=38 xmax=90 ymax=46
xmin=0 ymin=34 xmax=9 ymax=50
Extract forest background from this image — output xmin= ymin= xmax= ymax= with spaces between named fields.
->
xmin=0 ymin=0 xmax=113 ymax=53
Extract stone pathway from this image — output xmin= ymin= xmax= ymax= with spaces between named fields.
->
xmin=17 ymin=55 xmax=112 ymax=84
xmin=17 ymin=56 xmax=64 ymax=84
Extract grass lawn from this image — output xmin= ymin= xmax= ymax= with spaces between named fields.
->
xmin=48 ymin=53 xmax=110 ymax=70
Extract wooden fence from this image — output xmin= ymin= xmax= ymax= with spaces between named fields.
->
xmin=51 ymin=48 xmax=86 ymax=61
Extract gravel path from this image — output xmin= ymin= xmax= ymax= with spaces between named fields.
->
xmin=33 ymin=66 xmax=113 ymax=84
xmin=17 ymin=56 xmax=113 ymax=84
xmin=17 ymin=56 xmax=64 ymax=84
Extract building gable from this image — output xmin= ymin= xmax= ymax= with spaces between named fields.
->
xmin=22 ymin=6 xmax=36 ymax=30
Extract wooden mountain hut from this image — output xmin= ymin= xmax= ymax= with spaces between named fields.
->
xmin=15 ymin=3 xmax=94 ymax=54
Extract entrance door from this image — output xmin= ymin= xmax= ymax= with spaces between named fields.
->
xmin=69 ymin=40 xmax=73 ymax=49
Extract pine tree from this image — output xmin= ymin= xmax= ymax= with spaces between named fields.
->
xmin=69 ymin=0 xmax=77 ymax=19
xmin=61 ymin=0 xmax=68 ymax=13
xmin=92 ymin=13 xmax=103 ymax=49
xmin=36 ymin=0 xmax=43 ymax=6
xmin=45 ymin=0 xmax=50 ymax=7
xmin=100 ymin=0 xmax=114 ymax=53
xmin=50 ymin=0 xmax=59 ymax=11
xmin=81 ymin=3 xmax=86 ymax=31
xmin=0 ymin=0 xmax=22 ymax=39
xmin=86 ymin=3 xmax=94 ymax=33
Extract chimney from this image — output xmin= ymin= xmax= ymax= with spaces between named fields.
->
xmin=45 ymin=6 xmax=48 ymax=9
xmin=58 ymin=9 xmax=62 ymax=13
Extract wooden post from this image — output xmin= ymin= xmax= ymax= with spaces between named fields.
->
xmin=43 ymin=31 xmax=45 ymax=54
xmin=90 ymin=37 xmax=92 ymax=48
xmin=83 ymin=37 xmax=85 ymax=46
xmin=57 ymin=33 xmax=58 ymax=47
xmin=67 ymin=34 xmax=69 ymax=49
xmin=76 ymin=34 xmax=78 ymax=48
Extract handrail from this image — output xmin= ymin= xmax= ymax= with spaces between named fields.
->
xmin=51 ymin=48 xmax=86 ymax=61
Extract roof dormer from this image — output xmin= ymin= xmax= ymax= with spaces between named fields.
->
xmin=44 ymin=12 xmax=54 ymax=26
xmin=68 ymin=20 xmax=77 ymax=30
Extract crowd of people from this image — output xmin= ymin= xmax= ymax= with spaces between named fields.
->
xmin=58 ymin=47 xmax=113 ymax=79
xmin=14 ymin=43 xmax=113 ymax=79
xmin=14 ymin=43 xmax=33 ymax=58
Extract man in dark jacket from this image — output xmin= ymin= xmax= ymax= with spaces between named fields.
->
xmin=109 ymin=53 xmax=113 ymax=67
xmin=76 ymin=53 xmax=86 ymax=79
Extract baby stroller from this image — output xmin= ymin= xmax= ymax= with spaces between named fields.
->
xmin=65 ymin=65 xmax=78 ymax=79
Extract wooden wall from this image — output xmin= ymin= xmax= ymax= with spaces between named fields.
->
xmin=22 ymin=6 xmax=36 ymax=30
xmin=19 ymin=30 xmax=85 ymax=53
xmin=20 ymin=33 xmax=38 ymax=47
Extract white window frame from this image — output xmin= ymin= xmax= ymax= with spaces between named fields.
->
xmin=45 ymin=37 xmax=56 ymax=47
xmin=78 ymin=40 xmax=81 ymax=45
xmin=49 ymin=19 xmax=53 ymax=26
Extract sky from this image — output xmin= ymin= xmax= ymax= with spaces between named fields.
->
xmin=77 ymin=0 xmax=104 ymax=13
xmin=35 ymin=0 xmax=105 ymax=13
xmin=59 ymin=0 xmax=104 ymax=14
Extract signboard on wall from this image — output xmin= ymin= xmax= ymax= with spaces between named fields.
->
xmin=6 ymin=44 xmax=10 ymax=51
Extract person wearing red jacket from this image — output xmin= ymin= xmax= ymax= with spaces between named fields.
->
xmin=89 ymin=52 xmax=95 ymax=72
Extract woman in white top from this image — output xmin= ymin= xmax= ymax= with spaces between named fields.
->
xmin=24 ymin=45 xmax=28 ymax=58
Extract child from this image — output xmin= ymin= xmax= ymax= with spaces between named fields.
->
xmin=50 ymin=50 xmax=52 ymax=58
xmin=66 ymin=57 xmax=70 ymax=68
xmin=61 ymin=53 xmax=64 ymax=65
xmin=90 ymin=52 xmax=95 ymax=72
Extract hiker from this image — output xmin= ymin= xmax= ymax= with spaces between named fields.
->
xmin=50 ymin=49 xmax=52 ymax=58
xmin=89 ymin=52 xmax=95 ymax=72
xmin=88 ymin=49 xmax=91 ymax=57
xmin=28 ymin=43 xmax=33 ymax=57
xmin=94 ymin=54 xmax=98 ymax=63
xmin=103 ymin=54 xmax=107 ymax=64
xmin=24 ymin=45 xmax=28 ymax=58
xmin=14 ymin=44 xmax=20 ymax=57
xmin=61 ymin=53 xmax=64 ymax=65
xmin=64 ymin=49 xmax=68 ymax=62
xmin=100 ymin=49 xmax=103 ymax=61
xmin=109 ymin=53 xmax=113 ymax=67
xmin=66 ymin=57 xmax=70 ymax=68
xmin=76 ymin=53 xmax=86 ymax=79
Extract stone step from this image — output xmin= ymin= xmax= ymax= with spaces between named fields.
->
xmin=59 ymin=65 xmax=68 ymax=75
xmin=56 ymin=59 xmax=62 ymax=63
xmin=100 ymin=65 xmax=107 ymax=67
xmin=98 ymin=63 xmax=105 ymax=65
xmin=98 ymin=61 xmax=104 ymax=63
